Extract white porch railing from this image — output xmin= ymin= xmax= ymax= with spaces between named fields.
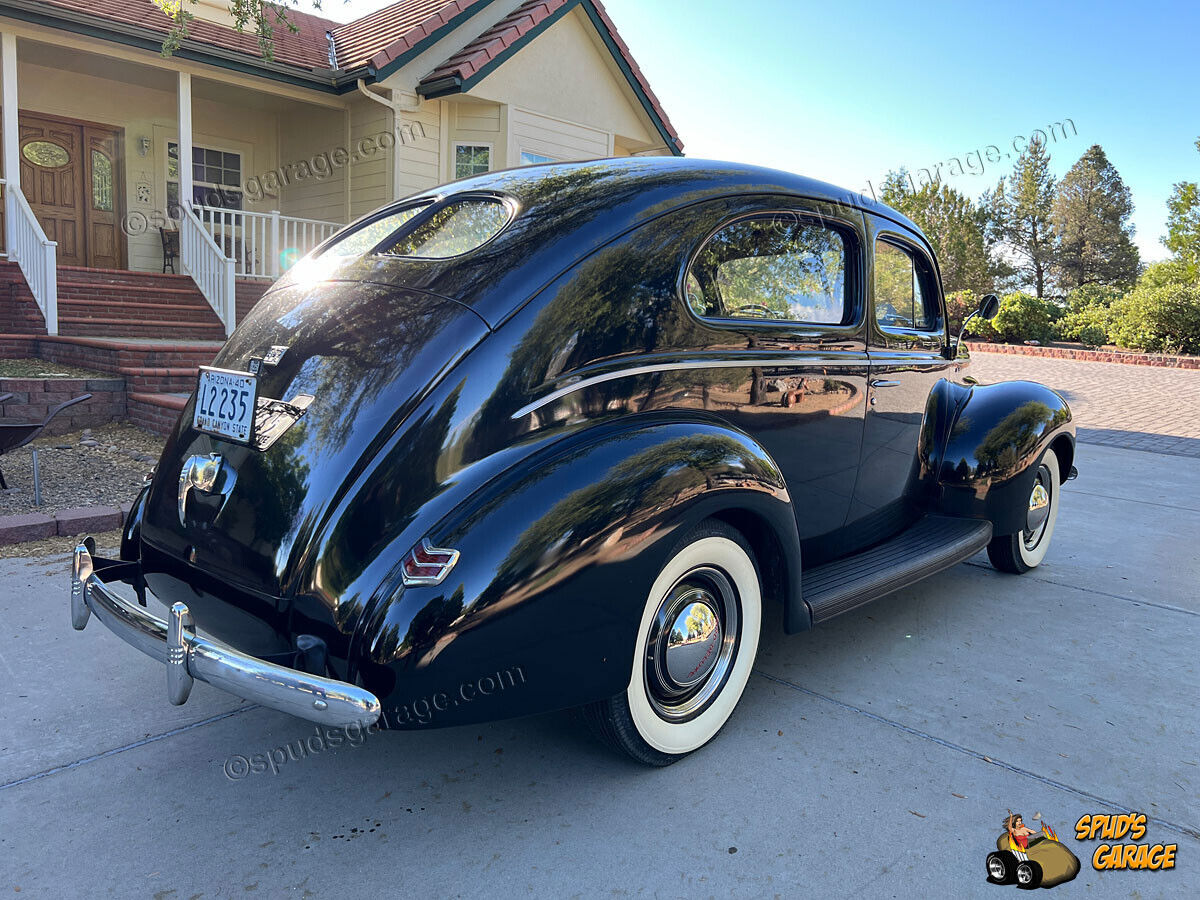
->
xmin=2 ymin=178 xmax=58 ymax=334
xmin=180 ymin=205 xmax=236 ymax=337
xmin=194 ymin=206 xmax=341 ymax=280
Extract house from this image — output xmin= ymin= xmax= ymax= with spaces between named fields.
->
xmin=0 ymin=0 xmax=680 ymax=430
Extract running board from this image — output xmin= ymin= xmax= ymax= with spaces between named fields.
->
xmin=803 ymin=516 xmax=993 ymax=623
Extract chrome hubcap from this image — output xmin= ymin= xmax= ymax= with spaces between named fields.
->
xmin=1023 ymin=464 xmax=1053 ymax=550
xmin=987 ymin=857 xmax=1004 ymax=879
xmin=645 ymin=567 xmax=739 ymax=721
xmin=1017 ymin=865 xmax=1032 ymax=884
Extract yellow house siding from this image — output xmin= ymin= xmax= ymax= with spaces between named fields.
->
xmin=274 ymin=106 xmax=348 ymax=224
xmin=470 ymin=6 xmax=659 ymax=152
xmin=395 ymin=100 xmax=442 ymax=201
xmin=347 ymin=95 xmax=392 ymax=219
xmin=509 ymin=107 xmax=608 ymax=164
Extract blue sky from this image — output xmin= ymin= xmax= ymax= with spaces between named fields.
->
xmin=332 ymin=0 xmax=1198 ymax=262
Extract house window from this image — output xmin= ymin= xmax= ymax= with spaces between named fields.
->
xmin=454 ymin=144 xmax=491 ymax=179
xmin=167 ymin=141 xmax=243 ymax=217
xmin=519 ymin=151 xmax=556 ymax=165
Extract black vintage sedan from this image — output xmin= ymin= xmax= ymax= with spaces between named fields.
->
xmin=71 ymin=159 xmax=1074 ymax=765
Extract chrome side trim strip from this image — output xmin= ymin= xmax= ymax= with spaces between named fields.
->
xmin=512 ymin=355 xmax=950 ymax=419
xmin=71 ymin=546 xmax=381 ymax=729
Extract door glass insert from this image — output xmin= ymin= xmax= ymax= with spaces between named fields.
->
xmin=23 ymin=140 xmax=70 ymax=168
xmin=91 ymin=150 xmax=114 ymax=211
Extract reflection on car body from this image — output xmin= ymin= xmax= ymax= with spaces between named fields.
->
xmin=70 ymin=158 xmax=1075 ymax=766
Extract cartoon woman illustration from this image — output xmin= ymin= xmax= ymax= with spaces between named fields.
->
xmin=1004 ymin=811 xmax=1039 ymax=854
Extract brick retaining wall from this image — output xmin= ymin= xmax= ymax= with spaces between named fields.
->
xmin=967 ymin=342 xmax=1200 ymax=369
xmin=0 ymin=376 xmax=126 ymax=435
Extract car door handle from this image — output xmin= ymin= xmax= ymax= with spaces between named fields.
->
xmin=870 ymin=379 xmax=901 ymax=388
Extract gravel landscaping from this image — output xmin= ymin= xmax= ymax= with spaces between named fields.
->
xmin=0 ymin=423 xmax=163 ymax=517
xmin=0 ymin=357 xmax=109 ymax=378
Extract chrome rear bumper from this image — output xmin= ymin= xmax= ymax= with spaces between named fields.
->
xmin=70 ymin=543 xmax=381 ymax=729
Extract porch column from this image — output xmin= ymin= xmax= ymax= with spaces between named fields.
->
xmin=177 ymin=72 xmax=193 ymax=214
xmin=1 ymin=32 xmax=19 ymax=245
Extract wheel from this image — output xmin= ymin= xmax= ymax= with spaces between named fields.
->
xmin=986 ymin=850 xmax=1018 ymax=885
xmin=1016 ymin=859 xmax=1043 ymax=889
xmin=987 ymin=449 xmax=1061 ymax=574
xmin=582 ymin=519 xmax=762 ymax=766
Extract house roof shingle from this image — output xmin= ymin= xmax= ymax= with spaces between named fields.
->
xmin=330 ymin=0 xmax=484 ymax=71
xmin=38 ymin=0 xmax=338 ymax=71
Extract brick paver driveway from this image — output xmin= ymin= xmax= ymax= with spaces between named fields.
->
xmin=970 ymin=351 xmax=1200 ymax=457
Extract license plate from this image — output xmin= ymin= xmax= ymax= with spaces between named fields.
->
xmin=193 ymin=367 xmax=257 ymax=443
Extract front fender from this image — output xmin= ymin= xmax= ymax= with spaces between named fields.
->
xmin=350 ymin=416 xmax=799 ymax=728
xmin=931 ymin=379 xmax=1074 ymax=535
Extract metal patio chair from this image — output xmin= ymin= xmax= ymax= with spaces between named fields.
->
xmin=0 ymin=393 xmax=91 ymax=489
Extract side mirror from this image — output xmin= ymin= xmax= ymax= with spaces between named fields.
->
xmin=953 ymin=294 xmax=1000 ymax=359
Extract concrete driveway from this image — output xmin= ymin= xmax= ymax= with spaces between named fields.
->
xmin=1 ymin=441 xmax=1197 ymax=897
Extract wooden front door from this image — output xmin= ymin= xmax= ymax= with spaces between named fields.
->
xmin=14 ymin=113 xmax=125 ymax=269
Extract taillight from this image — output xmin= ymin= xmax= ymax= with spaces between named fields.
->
xmin=401 ymin=538 xmax=460 ymax=586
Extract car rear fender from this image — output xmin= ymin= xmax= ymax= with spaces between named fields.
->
xmin=349 ymin=416 xmax=801 ymax=726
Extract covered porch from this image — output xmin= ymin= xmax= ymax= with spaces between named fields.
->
xmin=0 ymin=29 xmax=359 ymax=337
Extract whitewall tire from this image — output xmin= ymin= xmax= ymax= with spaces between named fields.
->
xmin=583 ymin=519 xmax=761 ymax=765
xmin=987 ymin=449 xmax=1061 ymax=574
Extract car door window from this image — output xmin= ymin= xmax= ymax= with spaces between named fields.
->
xmin=687 ymin=215 xmax=849 ymax=325
xmin=874 ymin=239 xmax=940 ymax=331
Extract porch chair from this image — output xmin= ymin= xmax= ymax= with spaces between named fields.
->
xmin=0 ymin=393 xmax=91 ymax=489
xmin=160 ymin=227 xmax=180 ymax=274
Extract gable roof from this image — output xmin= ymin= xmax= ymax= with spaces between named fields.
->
xmin=415 ymin=0 xmax=681 ymax=153
xmin=1 ymin=0 xmax=681 ymax=149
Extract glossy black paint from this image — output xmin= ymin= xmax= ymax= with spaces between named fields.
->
xmin=123 ymin=158 xmax=1073 ymax=728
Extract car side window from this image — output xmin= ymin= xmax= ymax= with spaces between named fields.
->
xmin=874 ymin=238 xmax=940 ymax=331
xmin=687 ymin=215 xmax=850 ymax=325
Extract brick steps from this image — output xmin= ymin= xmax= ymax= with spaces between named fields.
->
xmin=56 ymin=317 xmax=227 ymax=340
xmin=54 ymin=266 xmax=226 ymax=338
xmin=128 ymin=392 xmax=189 ymax=434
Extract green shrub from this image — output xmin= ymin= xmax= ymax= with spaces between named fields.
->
xmin=1055 ymin=304 xmax=1113 ymax=346
xmin=945 ymin=289 xmax=979 ymax=334
xmin=1137 ymin=259 xmax=1194 ymax=290
xmin=1063 ymin=283 xmax=1122 ymax=312
xmin=987 ymin=292 xmax=1055 ymax=344
xmin=1109 ymin=283 xmax=1200 ymax=354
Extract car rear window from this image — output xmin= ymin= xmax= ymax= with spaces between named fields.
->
xmin=380 ymin=197 xmax=512 ymax=259
xmin=321 ymin=203 xmax=431 ymax=258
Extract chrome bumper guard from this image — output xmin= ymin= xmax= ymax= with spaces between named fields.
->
xmin=71 ymin=544 xmax=381 ymax=729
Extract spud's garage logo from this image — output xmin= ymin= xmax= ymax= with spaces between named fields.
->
xmin=1075 ymin=813 xmax=1177 ymax=872
xmin=986 ymin=811 xmax=1081 ymax=889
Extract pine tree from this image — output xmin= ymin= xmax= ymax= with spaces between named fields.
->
xmin=1053 ymin=144 xmax=1140 ymax=290
xmin=881 ymin=170 xmax=994 ymax=294
xmin=1163 ymin=137 xmax=1200 ymax=281
xmin=988 ymin=139 xmax=1057 ymax=298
